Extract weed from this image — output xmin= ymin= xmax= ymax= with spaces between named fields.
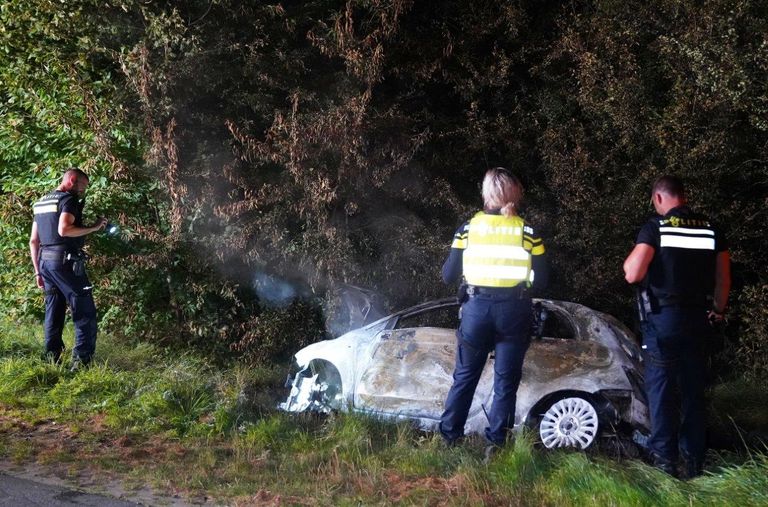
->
xmin=0 ymin=334 xmax=41 ymax=357
xmin=0 ymin=357 xmax=64 ymax=405
xmin=162 ymin=384 xmax=215 ymax=436
xmin=96 ymin=340 xmax=164 ymax=372
xmin=47 ymin=363 xmax=134 ymax=416
xmin=709 ymin=380 xmax=768 ymax=449
xmin=485 ymin=430 xmax=550 ymax=494
xmin=11 ymin=440 xmax=35 ymax=463
xmin=694 ymin=452 xmax=768 ymax=506
xmin=236 ymin=413 xmax=297 ymax=454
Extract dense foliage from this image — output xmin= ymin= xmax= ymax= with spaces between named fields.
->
xmin=1 ymin=1 xmax=766 ymax=375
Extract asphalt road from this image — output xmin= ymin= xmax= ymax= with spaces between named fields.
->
xmin=0 ymin=472 xmax=141 ymax=507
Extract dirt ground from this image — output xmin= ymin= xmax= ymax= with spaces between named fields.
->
xmin=0 ymin=411 xmax=207 ymax=506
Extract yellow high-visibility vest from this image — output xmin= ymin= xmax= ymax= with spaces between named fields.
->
xmin=463 ymin=212 xmax=532 ymax=288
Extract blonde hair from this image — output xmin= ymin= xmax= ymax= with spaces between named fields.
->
xmin=482 ymin=167 xmax=523 ymax=217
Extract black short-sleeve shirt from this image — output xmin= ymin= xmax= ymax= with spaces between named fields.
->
xmin=635 ymin=206 xmax=727 ymax=300
xmin=33 ymin=190 xmax=85 ymax=250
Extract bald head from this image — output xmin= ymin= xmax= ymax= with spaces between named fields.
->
xmin=62 ymin=168 xmax=88 ymax=184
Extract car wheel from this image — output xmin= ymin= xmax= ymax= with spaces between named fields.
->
xmin=538 ymin=396 xmax=599 ymax=449
xmin=305 ymin=360 xmax=344 ymax=412
xmin=281 ymin=359 xmax=344 ymax=413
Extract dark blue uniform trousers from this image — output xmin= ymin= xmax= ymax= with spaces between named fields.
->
xmin=40 ymin=258 xmax=98 ymax=364
xmin=642 ymin=306 xmax=710 ymax=466
xmin=440 ymin=293 xmax=531 ymax=446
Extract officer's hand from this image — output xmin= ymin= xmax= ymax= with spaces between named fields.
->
xmin=707 ymin=310 xmax=725 ymax=326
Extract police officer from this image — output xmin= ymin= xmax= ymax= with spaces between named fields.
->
xmin=29 ymin=169 xmax=107 ymax=370
xmin=623 ymin=175 xmax=731 ymax=478
xmin=440 ymin=168 xmax=548 ymax=455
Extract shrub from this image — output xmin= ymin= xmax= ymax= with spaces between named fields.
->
xmin=732 ymin=284 xmax=768 ymax=380
xmin=2 ymin=0 xmax=766 ymax=380
xmin=228 ymin=300 xmax=326 ymax=366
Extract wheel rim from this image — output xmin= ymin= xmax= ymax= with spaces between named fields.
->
xmin=539 ymin=397 xmax=599 ymax=449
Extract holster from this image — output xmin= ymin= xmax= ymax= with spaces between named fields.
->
xmin=65 ymin=251 xmax=89 ymax=277
xmin=635 ymin=287 xmax=654 ymax=323
xmin=531 ymin=301 xmax=547 ymax=340
xmin=457 ymin=283 xmax=469 ymax=304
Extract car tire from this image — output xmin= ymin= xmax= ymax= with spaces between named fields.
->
xmin=307 ymin=360 xmax=344 ymax=412
xmin=538 ymin=396 xmax=600 ymax=449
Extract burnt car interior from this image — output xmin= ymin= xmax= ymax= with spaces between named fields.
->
xmin=539 ymin=308 xmax=577 ymax=340
xmin=394 ymin=305 xmax=460 ymax=330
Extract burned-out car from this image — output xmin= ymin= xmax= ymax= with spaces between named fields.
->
xmin=280 ymin=298 xmax=649 ymax=449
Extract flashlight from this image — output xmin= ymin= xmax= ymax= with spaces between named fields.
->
xmin=104 ymin=222 xmax=120 ymax=236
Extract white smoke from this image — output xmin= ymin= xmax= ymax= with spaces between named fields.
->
xmin=251 ymin=271 xmax=300 ymax=307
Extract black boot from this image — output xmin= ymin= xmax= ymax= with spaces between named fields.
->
xmin=43 ymin=350 xmax=63 ymax=365
xmin=682 ymin=454 xmax=703 ymax=479
xmin=652 ymin=454 xmax=679 ymax=478
xmin=70 ymin=357 xmax=91 ymax=373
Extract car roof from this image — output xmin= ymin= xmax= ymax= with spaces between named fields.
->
xmin=394 ymin=298 xmax=458 ymax=319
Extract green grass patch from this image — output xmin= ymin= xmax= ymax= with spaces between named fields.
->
xmin=1 ymin=319 xmax=768 ymax=505
xmin=0 ymin=357 xmax=65 ymax=405
xmin=709 ymin=379 xmax=768 ymax=443
xmin=237 ymin=412 xmax=299 ymax=452
xmin=539 ymin=453 xmax=689 ymax=506
xmin=47 ymin=364 xmax=134 ymax=414
xmin=0 ymin=320 xmax=47 ymax=354
xmin=484 ymin=430 xmax=552 ymax=495
xmin=693 ymin=454 xmax=768 ymax=505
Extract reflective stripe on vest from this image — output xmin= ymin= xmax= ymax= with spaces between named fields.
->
xmin=33 ymin=196 xmax=62 ymax=215
xmin=463 ymin=212 xmax=532 ymax=288
xmin=658 ymin=226 xmax=715 ymax=251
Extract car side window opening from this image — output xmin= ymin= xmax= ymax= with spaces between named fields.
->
xmin=394 ymin=306 xmax=461 ymax=330
xmin=391 ymin=303 xmax=576 ymax=340
xmin=540 ymin=308 xmax=577 ymax=340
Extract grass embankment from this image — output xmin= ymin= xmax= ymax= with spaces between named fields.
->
xmin=0 ymin=322 xmax=767 ymax=506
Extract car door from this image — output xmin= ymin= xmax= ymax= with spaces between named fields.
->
xmin=353 ymin=303 xmax=493 ymax=420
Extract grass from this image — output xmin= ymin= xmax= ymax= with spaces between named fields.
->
xmin=0 ymin=320 xmax=767 ymax=505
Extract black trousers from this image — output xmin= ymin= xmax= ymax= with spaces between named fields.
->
xmin=39 ymin=258 xmax=97 ymax=363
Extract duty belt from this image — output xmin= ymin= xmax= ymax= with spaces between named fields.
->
xmin=656 ymin=295 xmax=709 ymax=308
xmin=39 ymin=249 xmax=67 ymax=261
xmin=39 ymin=248 xmax=81 ymax=262
xmin=467 ymin=284 xmax=528 ymax=298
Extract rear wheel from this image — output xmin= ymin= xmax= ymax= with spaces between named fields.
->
xmin=538 ymin=396 xmax=599 ymax=449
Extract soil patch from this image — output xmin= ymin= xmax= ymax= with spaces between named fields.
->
xmin=0 ymin=411 xmax=205 ymax=506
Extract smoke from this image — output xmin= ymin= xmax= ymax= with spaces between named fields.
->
xmin=251 ymin=270 xmax=305 ymax=308
xmin=325 ymin=284 xmax=388 ymax=337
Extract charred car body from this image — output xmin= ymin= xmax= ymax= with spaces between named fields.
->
xmin=280 ymin=298 xmax=649 ymax=449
